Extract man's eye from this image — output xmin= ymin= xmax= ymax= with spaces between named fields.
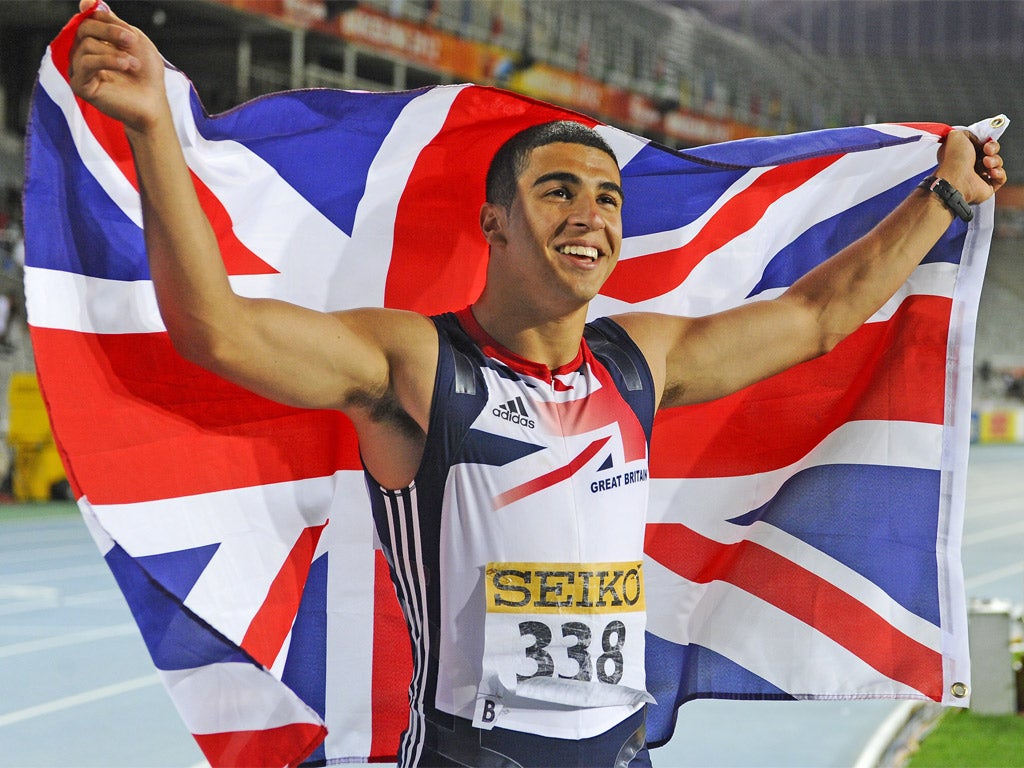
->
xmin=547 ymin=188 xmax=570 ymax=199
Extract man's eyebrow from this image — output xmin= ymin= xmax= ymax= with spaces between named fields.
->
xmin=532 ymin=171 xmax=582 ymax=188
xmin=532 ymin=171 xmax=625 ymax=200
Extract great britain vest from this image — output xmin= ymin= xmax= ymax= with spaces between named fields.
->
xmin=365 ymin=308 xmax=656 ymax=756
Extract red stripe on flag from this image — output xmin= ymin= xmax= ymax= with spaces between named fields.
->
xmin=494 ymin=435 xmax=611 ymax=509
xmin=386 ymin=86 xmax=598 ymax=314
xmin=193 ymin=722 xmax=326 ymax=768
xmin=650 ymin=294 xmax=949 ymax=478
xmin=644 ymin=522 xmax=943 ymax=700
xmin=894 ymin=123 xmax=952 ymax=138
xmin=600 ymin=153 xmax=843 ymax=303
xmin=189 ymin=168 xmax=279 ymax=275
xmin=242 ymin=523 xmax=328 ymax=670
xmin=371 ymin=550 xmax=413 ymax=757
xmin=31 ymin=328 xmax=362 ymax=504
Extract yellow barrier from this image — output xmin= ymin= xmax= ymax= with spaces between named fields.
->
xmin=976 ymin=408 xmax=1024 ymax=444
xmin=7 ymin=372 xmax=68 ymax=501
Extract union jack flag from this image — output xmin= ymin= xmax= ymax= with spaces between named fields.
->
xmin=24 ymin=8 xmax=1005 ymax=766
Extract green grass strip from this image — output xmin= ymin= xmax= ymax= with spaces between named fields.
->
xmin=909 ymin=708 xmax=1024 ymax=767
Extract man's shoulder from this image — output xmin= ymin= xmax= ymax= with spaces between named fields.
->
xmin=587 ymin=314 xmax=647 ymax=350
xmin=586 ymin=314 xmax=652 ymax=382
xmin=603 ymin=311 xmax=693 ymax=352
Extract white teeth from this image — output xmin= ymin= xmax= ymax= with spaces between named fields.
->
xmin=559 ymin=245 xmax=599 ymax=261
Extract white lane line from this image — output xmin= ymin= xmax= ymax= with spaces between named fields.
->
xmin=0 ymin=588 xmax=123 ymax=616
xmin=62 ymin=589 xmax=124 ymax=606
xmin=964 ymin=497 xmax=1024 ymax=519
xmin=0 ymin=543 xmax=98 ymax=564
xmin=0 ymin=673 xmax=161 ymax=727
xmin=0 ymin=563 xmax=107 ymax=582
xmin=0 ymin=623 xmax=138 ymax=659
xmin=965 ymin=562 xmax=1024 ymax=591
xmin=962 ymin=519 xmax=1024 ymax=546
xmin=0 ymin=585 xmax=60 ymax=601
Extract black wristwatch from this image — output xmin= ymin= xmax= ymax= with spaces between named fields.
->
xmin=917 ymin=175 xmax=974 ymax=222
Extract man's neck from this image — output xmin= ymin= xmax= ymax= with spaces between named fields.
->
xmin=469 ymin=295 xmax=589 ymax=371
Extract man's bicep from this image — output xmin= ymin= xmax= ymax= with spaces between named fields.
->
xmin=667 ymin=298 xmax=827 ymax=406
xmin=616 ymin=300 xmax=823 ymax=409
xmin=207 ymin=301 xmax=433 ymax=419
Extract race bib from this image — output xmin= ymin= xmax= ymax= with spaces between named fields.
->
xmin=475 ymin=560 xmax=652 ymax=728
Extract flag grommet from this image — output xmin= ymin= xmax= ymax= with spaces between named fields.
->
xmin=950 ymin=682 xmax=969 ymax=698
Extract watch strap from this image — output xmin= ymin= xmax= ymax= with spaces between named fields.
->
xmin=918 ymin=175 xmax=974 ymax=222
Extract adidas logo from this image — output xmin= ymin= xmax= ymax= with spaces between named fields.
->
xmin=493 ymin=396 xmax=536 ymax=429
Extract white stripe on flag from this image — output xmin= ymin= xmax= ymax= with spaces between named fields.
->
xmin=645 ymin=420 xmax=945 ymax=651
xmin=38 ymin=51 xmax=143 ymax=227
xmin=591 ymin=258 xmax=957 ymax=322
xmin=164 ymin=68 xmax=353 ymax=311
xmin=594 ymin=124 xmax=648 ymax=168
xmin=322 ymin=473 xmax=378 ymax=758
xmin=748 ymin=261 xmax=958 ymax=323
xmin=643 ymin=514 xmax=941 ymax=658
xmin=25 ymin=267 xmax=164 ymax=334
xmin=715 ymin=519 xmax=939 ymax=648
xmin=78 ymin=497 xmax=116 ymax=556
xmin=92 ymin=472 xmax=367 ymax=644
xmin=27 ymin=256 xmax=957 ymax=336
xmin=160 ymin=662 xmax=322 ymax=734
xmin=644 ymin=557 xmax=929 ymax=698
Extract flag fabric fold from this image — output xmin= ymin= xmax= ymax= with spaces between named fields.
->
xmin=24 ymin=9 xmax=1005 ymax=766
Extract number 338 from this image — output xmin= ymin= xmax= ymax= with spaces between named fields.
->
xmin=517 ymin=619 xmax=626 ymax=684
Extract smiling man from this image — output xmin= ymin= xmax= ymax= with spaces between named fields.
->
xmin=66 ymin=2 xmax=1005 ymax=766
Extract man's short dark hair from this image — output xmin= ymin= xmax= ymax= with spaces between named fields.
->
xmin=485 ymin=121 xmax=619 ymax=209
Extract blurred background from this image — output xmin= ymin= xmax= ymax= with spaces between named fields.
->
xmin=0 ymin=2 xmax=1022 ymax=766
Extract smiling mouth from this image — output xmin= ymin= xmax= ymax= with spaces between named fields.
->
xmin=557 ymin=244 xmax=600 ymax=262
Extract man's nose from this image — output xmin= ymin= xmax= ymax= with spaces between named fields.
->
xmin=568 ymin=197 xmax=606 ymax=229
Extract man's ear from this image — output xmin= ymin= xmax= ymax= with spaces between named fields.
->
xmin=479 ymin=202 xmax=507 ymax=246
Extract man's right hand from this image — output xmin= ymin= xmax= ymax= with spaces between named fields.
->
xmin=69 ymin=0 xmax=169 ymax=134
xmin=936 ymin=130 xmax=1006 ymax=207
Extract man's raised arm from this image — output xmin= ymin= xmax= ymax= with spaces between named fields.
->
xmin=619 ymin=129 xmax=1006 ymax=409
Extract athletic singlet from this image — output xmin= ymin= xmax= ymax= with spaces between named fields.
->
xmin=365 ymin=308 xmax=656 ymax=761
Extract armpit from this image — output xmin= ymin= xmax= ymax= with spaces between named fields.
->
xmin=346 ymin=388 xmax=423 ymax=440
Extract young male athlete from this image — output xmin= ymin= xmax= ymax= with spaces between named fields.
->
xmin=69 ymin=2 xmax=1005 ymax=766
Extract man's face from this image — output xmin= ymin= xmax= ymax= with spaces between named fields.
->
xmin=495 ymin=141 xmax=624 ymax=306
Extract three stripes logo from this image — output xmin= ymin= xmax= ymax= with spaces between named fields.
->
xmin=493 ymin=396 xmax=536 ymax=429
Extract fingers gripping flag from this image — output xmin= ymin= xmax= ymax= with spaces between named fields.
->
xmin=24 ymin=8 xmax=1006 ymax=766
